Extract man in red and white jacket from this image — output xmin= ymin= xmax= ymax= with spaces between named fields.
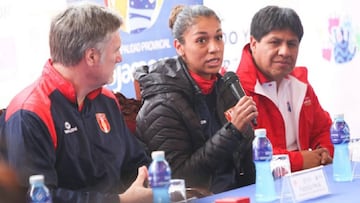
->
xmin=236 ymin=5 xmax=333 ymax=172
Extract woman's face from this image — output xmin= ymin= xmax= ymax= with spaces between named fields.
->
xmin=175 ymin=16 xmax=224 ymax=79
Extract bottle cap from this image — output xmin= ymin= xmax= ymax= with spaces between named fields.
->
xmin=151 ymin=151 xmax=165 ymax=160
xmin=29 ymin=174 xmax=44 ymax=185
xmin=334 ymin=113 xmax=344 ymax=120
xmin=254 ymin=128 xmax=266 ymax=137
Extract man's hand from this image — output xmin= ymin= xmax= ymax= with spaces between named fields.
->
xmin=119 ymin=166 xmax=153 ymax=203
xmin=318 ymin=147 xmax=333 ymax=165
xmin=301 ymin=148 xmax=332 ymax=170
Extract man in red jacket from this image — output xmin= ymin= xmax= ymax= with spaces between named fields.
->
xmin=236 ymin=5 xmax=334 ymax=172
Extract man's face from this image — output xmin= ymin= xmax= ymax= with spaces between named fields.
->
xmin=98 ymin=31 xmax=122 ymax=85
xmin=250 ymin=29 xmax=300 ymax=82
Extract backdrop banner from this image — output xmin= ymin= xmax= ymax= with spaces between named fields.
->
xmin=67 ymin=0 xmax=203 ymax=98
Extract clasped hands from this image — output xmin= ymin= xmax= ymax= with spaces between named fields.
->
xmin=301 ymin=147 xmax=333 ymax=170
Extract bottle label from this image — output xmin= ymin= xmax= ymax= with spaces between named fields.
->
xmin=253 ymin=148 xmax=272 ymax=161
xmin=28 ymin=187 xmax=52 ymax=203
xmin=149 ymin=170 xmax=171 ymax=187
xmin=330 ymin=121 xmax=350 ymax=144
xmin=253 ymin=137 xmax=273 ymax=161
xmin=148 ymin=162 xmax=171 ymax=188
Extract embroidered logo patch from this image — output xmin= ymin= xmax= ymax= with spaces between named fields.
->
xmin=303 ymin=96 xmax=312 ymax=106
xmin=96 ymin=113 xmax=111 ymax=134
xmin=64 ymin=121 xmax=78 ymax=134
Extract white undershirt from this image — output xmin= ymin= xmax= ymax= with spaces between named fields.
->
xmin=260 ymin=78 xmax=298 ymax=151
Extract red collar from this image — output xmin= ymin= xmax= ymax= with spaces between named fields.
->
xmin=189 ymin=70 xmax=217 ymax=95
xmin=43 ymin=59 xmax=102 ymax=104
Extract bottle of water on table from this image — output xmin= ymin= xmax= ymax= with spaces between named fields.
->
xmin=149 ymin=150 xmax=171 ymax=203
xmin=253 ymin=128 xmax=277 ymax=202
xmin=27 ymin=174 xmax=52 ymax=203
xmin=330 ymin=113 xmax=353 ymax=181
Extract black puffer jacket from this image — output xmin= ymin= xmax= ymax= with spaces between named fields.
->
xmin=135 ymin=57 xmax=255 ymax=194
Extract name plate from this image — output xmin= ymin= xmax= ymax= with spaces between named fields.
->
xmin=287 ymin=166 xmax=330 ymax=202
xmin=352 ymin=148 xmax=360 ymax=162
xmin=350 ymin=141 xmax=360 ymax=162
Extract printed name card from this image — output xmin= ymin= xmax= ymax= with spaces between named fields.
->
xmin=350 ymin=140 xmax=360 ymax=162
xmin=287 ymin=165 xmax=330 ymax=202
xmin=350 ymin=141 xmax=360 ymax=178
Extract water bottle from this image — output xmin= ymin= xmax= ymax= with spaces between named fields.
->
xmin=148 ymin=151 xmax=171 ymax=203
xmin=27 ymin=174 xmax=52 ymax=203
xmin=253 ymin=128 xmax=277 ymax=202
xmin=330 ymin=113 xmax=353 ymax=181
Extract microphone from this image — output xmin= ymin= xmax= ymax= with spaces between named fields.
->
xmin=222 ymin=71 xmax=257 ymax=126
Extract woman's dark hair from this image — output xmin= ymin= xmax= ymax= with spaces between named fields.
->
xmin=168 ymin=4 xmax=221 ymax=44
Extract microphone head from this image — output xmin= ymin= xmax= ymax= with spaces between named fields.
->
xmin=223 ymin=71 xmax=239 ymax=86
xmin=222 ymin=71 xmax=246 ymax=98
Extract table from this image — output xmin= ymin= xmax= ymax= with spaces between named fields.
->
xmin=190 ymin=164 xmax=360 ymax=203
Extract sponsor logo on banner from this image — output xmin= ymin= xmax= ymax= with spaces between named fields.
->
xmin=105 ymin=0 xmax=163 ymax=34
xmin=321 ymin=14 xmax=359 ymax=63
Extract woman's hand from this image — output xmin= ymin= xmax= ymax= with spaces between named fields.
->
xmin=230 ymin=96 xmax=258 ymax=132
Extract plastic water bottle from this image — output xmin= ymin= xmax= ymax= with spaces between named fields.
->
xmin=330 ymin=113 xmax=353 ymax=181
xmin=253 ymin=128 xmax=277 ymax=202
xmin=27 ymin=174 xmax=52 ymax=203
xmin=148 ymin=151 xmax=171 ymax=203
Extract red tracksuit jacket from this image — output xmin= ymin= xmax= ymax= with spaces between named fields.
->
xmin=236 ymin=44 xmax=334 ymax=171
